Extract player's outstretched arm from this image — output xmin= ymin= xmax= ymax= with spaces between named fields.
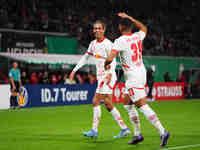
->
xmin=69 ymin=71 xmax=75 ymax=83
xmin=69 ymin=53 xmax=89 ymax=83
xmin=118 ymin=12 xmax=147 ymax=34
xmin=104 ymin=50 xmax=118 ymax=70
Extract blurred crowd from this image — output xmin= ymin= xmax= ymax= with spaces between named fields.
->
xmin=162 ymin=70 xmax=200 ymax=98
xmin=20 ymin=70 xmax=97 ymax=85
xmin=0 ymin=0 xmax=199 ymax=56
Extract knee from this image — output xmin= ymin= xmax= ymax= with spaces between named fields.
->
xmin=104 ymin=103 xmax=113 ymax=112
xmin=123 ymin=100 xmax=133 ymax=105
xmin=135 ymin=98 xmax=147 ymax=108
xmin=122 ymin=94 xmax=133 ymax=105
xmin=135 ymin=103 xmax=143 ymax=108
xmin=93 ymin=100 xmax=100 ymax=107
xmin=131 ymin=116 xmax=140 ymax=123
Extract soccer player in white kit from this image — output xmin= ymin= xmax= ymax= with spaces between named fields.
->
xmin=104 ymin=13 xmax=170 ymax=147
xmin=69 ymin=20 xmax=130 ymax=138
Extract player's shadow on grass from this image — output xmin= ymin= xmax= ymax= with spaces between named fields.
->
xmin=124 ymin=142 xmax=162 ymax=150
xmin=16 ymin=133 xmax=80 ymax=142
xmin=83 ymin=138 xmax=116 ymax=144
xmin=82 ymin=135 xmax=131 ymax=144
xmin=122 ymin=135 xmax=164 ymax=150
xmin=17 ymin=133 xmax=126 ymax=143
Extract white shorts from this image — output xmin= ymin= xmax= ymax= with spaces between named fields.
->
xmin=127 ymin=87 xmax=146 ymax=102
xmin=125 ymin=66 xmax=146 ymax=89
xmin=96 ymin=79 xmax=116 ymax=94
xmin=122 ymin=86 xmax=146 ymax=102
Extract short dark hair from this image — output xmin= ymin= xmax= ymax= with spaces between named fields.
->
xmin=12 ymin=61 xmax=17 ymax=65
xmin=93 ymin=20 xmax=106 ymax=30
xmin=119 ymin=18 xmax=134 ymax=30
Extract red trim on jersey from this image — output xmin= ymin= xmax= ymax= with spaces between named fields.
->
xmin=107 ymin=83 xmax=113 ymax=90
xmin=131 ymin=87 xmax=145 ymax=90
xmin=128 ymin=87 xmax=144 ymax=96
xmin=99 ymin=81 xmax=113 ymax=90
xmin=122 ymin=64 xmax=130 ymax=69
xmin=124 ymin=33 xmax=133 ymax=36
xmin=111 ymin=49 xmax=119 ymax=54
xmin=86 ymin=51 xmax=93 ymax=55
xmin=99 ymin=81 xmax=104 ymax=88
xmin=128 ymin=88 xmax=135 ymax=96
xmin=97 ymin=37 xmax=105 ymax=43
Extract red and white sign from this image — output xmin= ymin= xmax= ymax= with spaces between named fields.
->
xmin=112 ymin=82 xmax=185 ymax=103
xmin=152 ymin=82 xmax=185 ymax=101
xmin=112 ymin=82 xmax=125 ymax=103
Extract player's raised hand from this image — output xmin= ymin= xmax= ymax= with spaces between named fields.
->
xmin=118 ymin=12 xmax=131 ymax=19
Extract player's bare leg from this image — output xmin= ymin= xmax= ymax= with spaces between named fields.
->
xmin=134 ymin=97 xmax=170 ymax=147
xmin=122 ymin=94 xmax=144 ymax=144
xmin=82 ymin=93 xmax=102 ymax=138
xmin=82 ymin=93 xmax=130 ymax=138
xmin=104 ymin=95 xmax=130 ymax=138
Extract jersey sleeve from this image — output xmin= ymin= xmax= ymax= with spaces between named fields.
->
xmin=106 ymin=40 xmax=113 ymax=55
xmin=72 ymin=42 xmax=92 ymax=72
xmin=112 ymin=38 xmax=124 ymax=52
xmin=86 ymin=41 xmax=94 ymax=54
xmin=135 ymin=30 xmax=146 ymax=41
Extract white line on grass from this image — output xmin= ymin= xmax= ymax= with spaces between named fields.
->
xmin=159 ymin=144 xmax=200 ymax=150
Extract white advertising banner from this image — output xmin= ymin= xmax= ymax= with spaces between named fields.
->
xmin=0 ymin=84 xmax=10 ymax=109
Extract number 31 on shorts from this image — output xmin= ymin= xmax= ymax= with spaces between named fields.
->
xmin=128 ymin=88 xmax=135 ymax=96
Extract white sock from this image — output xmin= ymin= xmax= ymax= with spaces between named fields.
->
xmin=124 ymin=105 xmax=141 ymax=136
xmin=110 ymin=107 xmax=127 ymax=129
xmin=139 ymin=104 xmax=165 ymax=135
xmin=92 ymin=105 xmax=101 ymax=132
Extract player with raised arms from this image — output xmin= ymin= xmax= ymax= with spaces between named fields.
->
xmin=104 ymin=12 xmax=170 ymax=146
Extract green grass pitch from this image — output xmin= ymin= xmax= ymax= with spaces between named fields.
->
xmin=0 ymin=100 xmax=200 ymax=150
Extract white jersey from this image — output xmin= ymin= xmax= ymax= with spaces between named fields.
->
xmin=112 ymin=31 xmax=146 ymax=89
xmin=87 ymin=38 xmax=117 ymax=81
xmin=73 ymin=38 xmax=117 ymax=81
